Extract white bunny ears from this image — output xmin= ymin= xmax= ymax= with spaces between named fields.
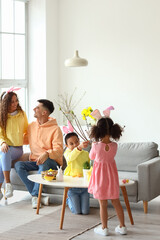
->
xmin=90 ymin=106 xmax=114 ymax=120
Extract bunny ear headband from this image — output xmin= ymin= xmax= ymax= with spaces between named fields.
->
xmin=62 ymin=120 xmax=74 ymax=134
xmin=2 ymin=86 xmax=21 ymax=100
xmin=90 ymin=106 xmax=114 ymax=120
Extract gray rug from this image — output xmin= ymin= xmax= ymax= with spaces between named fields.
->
xmin=0 ymin=203 xmax=116 ymax=240
xmin=0 ymin=198 xmax=62 ymax=234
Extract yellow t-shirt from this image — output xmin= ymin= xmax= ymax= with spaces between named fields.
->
xmin=0 ymin=111 xmax=28 ymax=146
xmin=64 ymin=147 xmax=90 ymax=177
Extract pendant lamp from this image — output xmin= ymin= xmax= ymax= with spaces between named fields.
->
xmin=64 ymin=50 xmax=88 ymax=67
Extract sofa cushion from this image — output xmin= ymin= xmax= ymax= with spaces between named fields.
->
xmin=115 ymin=142 xmax=158 ymax=172
xmin=11 ymin=168 xmax=37 ymax=186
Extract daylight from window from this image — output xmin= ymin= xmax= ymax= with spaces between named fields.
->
xmin=0 ymin=0 xmax=27 ymax=110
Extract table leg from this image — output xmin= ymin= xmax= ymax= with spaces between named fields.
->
xmin=60 ymin=187 xmax=69 ymax=230
xmin=120 ymin=186 xmax=134 ymax=225
xmin=36 ymin=183 xmax=43 ymax=214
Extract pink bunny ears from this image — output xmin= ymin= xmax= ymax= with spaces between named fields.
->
xmin=62 ymin=120 xmax=74 ymax=134
xmin=2 ymin=86 xmax=21 ymax=100
xmin=6 ymin=86 xmax=21 ymax=93
xmin=62 ymin=106 xmax=114 ymax=134
xmin=90 ymin=106 xmax=114 ymax=120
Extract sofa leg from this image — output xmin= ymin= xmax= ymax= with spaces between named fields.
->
xmin=143 ymin=201 xmax=148 ymax=213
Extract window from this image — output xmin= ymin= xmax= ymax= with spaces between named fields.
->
xmin=0 ymin=0 xmax=28 ymax=111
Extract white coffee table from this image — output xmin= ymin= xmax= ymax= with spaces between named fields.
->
xmin=119 ymin=179 xmax=135 ymax=225
xmin=28 ymin=174 xmax=134 ymax=229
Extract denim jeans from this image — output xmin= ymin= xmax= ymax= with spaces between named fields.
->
xmin=0 ymin=146 xmax=23 ymax=183
xmin=67 ymin=188 xmax=90 ymax=215
xmin=15 ymin=158 xmax=59 ymax=197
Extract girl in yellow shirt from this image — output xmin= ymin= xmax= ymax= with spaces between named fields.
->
xmin=64 ymin=132 xmax=90 ymax=214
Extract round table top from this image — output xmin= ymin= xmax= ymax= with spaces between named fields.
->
xmin=119 ymin=179 xmax=135 ymax=187
xmin=28 ymin=174 xmax=89 ymax=188
xmin=28 ymin=174 xmax=135 ymax=188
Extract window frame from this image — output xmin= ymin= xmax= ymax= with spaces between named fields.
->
xmin=0 ymin=0 xmax=28 ymax=112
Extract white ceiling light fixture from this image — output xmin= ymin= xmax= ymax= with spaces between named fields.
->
xmin=64 ymin=50 xmax=88 ymax=67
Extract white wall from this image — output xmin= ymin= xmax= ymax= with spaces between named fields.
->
xmin=28 ymin=0 xmax=59 ymax=121
xmin=28 ymin=0 xmax=160 ymax=145
xmin=46 ymin=0 xmax=59 ymax=116
xmin=58 ymin=0 xmax=160 ymax=144
xmin=28 ymin=0 xmax=46 ymax=121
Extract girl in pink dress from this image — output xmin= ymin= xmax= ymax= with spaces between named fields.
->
xmin=88 ymin=117 xmax=127 ymax=236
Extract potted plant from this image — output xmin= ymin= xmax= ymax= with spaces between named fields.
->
xmin=83 ymin=161 xmax=90 ymax=181
xmin=83 ymin=161 xmax=90 ymax=170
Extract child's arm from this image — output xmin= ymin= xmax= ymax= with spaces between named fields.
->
xmin=64 ymin=148 xmax=82 ymax=162
xmin=89 ymin=143 xmax=96 ymax=160
xmin=64 ymin=141 xmax=89 ymax=162
xmin=77 ymin=141 xmax=89 ymax=151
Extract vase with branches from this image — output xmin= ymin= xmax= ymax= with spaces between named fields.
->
xmin=55 ymin=89 xmax=96 ymax=142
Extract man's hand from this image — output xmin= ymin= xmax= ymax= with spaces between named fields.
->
xmin=1 ymin=142 xmax=9 ymax=153
xmin=36 ymin=152 xmax=49 ymax=165
xmin=77 ymin=141 xmax=89 ymax=151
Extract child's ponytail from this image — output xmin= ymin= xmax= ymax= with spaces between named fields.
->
xmin=89 ymin=117 xmax=123 ymax=141
xmin=89 ymin=118 xmax=109 ymax=141
xmin=110 ymin=123 xmax=123 ymax=140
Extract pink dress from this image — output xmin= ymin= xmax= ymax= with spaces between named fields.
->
xmin=88 ymin=142 xmax=119 ymax=200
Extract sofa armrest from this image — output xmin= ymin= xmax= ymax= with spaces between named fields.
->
xmin=137 ymin=156 xmax=160 ymax=201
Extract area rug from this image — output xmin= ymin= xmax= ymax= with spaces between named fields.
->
xmin=0 ymin=204 xmax=116 ymax=240
xmin=0 ymin=198 xmax=62 ymax=234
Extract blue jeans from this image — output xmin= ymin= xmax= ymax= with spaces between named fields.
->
xmin=15 ymin=158 xmax=59 ymax=197
xmin=67 ymin=188 xmax=90 ymax=215
xmin=0 ymin=146 xmax=23 ymax=183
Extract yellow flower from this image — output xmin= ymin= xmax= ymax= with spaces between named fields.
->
xmin=82 ymin=107 xmax=96 ymax=121
xmin=87 ymin=107 xmax=92 ymax=112
xmin=81 ymin=109 xmax=88 ymax=116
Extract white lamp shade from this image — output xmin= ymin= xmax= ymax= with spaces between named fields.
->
xmin=64 ymin=50 xmax=88 ymax=67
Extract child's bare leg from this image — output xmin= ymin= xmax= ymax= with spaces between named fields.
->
xmin=111 ymin=199 xmax=125 ymax=227
xmin=99 ymin=199 xmax=108 ymax=229
xmin=3 ymin=171 xmax=11 ymax=183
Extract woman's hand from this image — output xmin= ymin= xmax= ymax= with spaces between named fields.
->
xmin=1 ymin=142 xmax=9 ymax=153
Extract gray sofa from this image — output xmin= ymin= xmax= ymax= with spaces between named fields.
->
xmin=10 ymin=142 xmax=160 ymax=213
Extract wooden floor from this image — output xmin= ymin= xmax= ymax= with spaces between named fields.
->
xmin=1 ymin=190 xmax=160 ymax=239
xmin=73 ymin=196 xmax=160 ymax=239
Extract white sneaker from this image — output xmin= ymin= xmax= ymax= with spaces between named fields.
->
xmin=32 ymin=196 xmax=41 ymax=209
xmin=41 ymin=196 xmax=50 ymax=206
xmin=5 ymin=183 xmax=13 ymax=198
xmin=0 ymin=190 xmax=3 ymax=200
xmin=94 ymin=225 xmax=109 ymax=236
xmin=115 ymin=225 xmax=127 ymax=235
